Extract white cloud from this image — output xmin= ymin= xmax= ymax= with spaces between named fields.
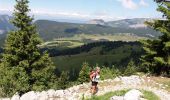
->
xmin=0 ymin=5 xmax=117 ymax=21
xmin=139 ymin=0 xmax=149 ymax=7
xmin=117 ymin=0 xmax=138 ymax=10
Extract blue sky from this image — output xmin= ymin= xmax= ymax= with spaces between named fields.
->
xmin=0 ymin=0 xmax=162 ymax=21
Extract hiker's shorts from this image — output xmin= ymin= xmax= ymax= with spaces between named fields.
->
xmin=91 ymin=81 xmax=98 ymax=86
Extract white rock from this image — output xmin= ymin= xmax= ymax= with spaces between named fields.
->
xmin=120 ymin=75 xmax=142 ymax=85
xmin=63 ymin=90 xmax=72 ymax=96
xmin=114 ymin=77 xmax=120 ymax=82
xmin=110 ymin=96 xmax=124 ymax=100
xmin=124 ymin=89 xmax=143 ymax=100
xmin=55 ymin=90 xmax=64 ymax=97
xmin=0 ymin=98 xmax=10 ymax=100
xmin=20 ymin=91 xmax=37 ymax=100
xmin=47 ymin=89 xmax=55 ymax=98
xmin=11 ymin=93 xmax=20 ymax=100
xmin=37 ymin=91 xmax=48 ymax=100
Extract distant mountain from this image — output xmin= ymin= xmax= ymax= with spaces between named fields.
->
xmin=35 ymin=19 xmax=159 ymax=41
xmin=0 ymin=15 xmax=14 ymax=34
xmin=87 ymin=19 xmax=107 ymax=26
xmin=0 ymin=15 xmax=160 ymax=47
xmin=107 ymin=18 xmax=151 ymax=28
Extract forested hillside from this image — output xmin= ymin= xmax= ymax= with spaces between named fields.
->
xmin=35 ymin=20 xmax=159 ymax=41
xmin=43 ymin=41 xmax=143 ymax=80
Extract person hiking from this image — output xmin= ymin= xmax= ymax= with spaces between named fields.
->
xmin=90 ymin=67 xmax=100 ymax=95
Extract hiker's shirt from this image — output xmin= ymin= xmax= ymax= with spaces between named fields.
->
xmin=92 ymin=72 xmax=100 ymax=82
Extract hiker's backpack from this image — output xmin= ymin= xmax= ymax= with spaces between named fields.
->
xmin=90 ymin=70 xmax=94 ymax=77
xmin=90 ymin=71 xmax=100 ymax=82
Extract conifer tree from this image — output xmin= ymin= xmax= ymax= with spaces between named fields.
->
xmin=0 ymin=0 xmax=57 ymax=97
xmin=141 ymin=1 xmax=170 ymax=75
xmin=124 ymin=60 xmax=136 ymax=76
xmin=78 ymin=62 xmax=91 ymax=84
xmin=58 ymin=71 xmax=69 ymax=89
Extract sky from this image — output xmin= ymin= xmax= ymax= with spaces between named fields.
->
xmin=0 ymin=0 xmax=162 ymax=21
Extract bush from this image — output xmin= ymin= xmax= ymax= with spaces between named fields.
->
xmin=124 ymin=60 xmax=137 ymax=76
xmin=100 ymin=65 xmax=121 ymax=80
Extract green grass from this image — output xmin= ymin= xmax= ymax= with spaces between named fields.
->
xmin=142 ymin=90 xmax=160 ymax=100
xmin=40 ymin=34 xmax=146 ymax=49
xmin=57 ymin=34 xmax=145 ymax=41
xmin=86 ymin=89 xmax=160 ymax=100
xmin=86 ymin=89 xmax=129 ymax=100
xmin=41 ymin=40 xmax=84 ymax=49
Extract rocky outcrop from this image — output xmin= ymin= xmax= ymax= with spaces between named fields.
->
xmin=1 ymin=75 xmax=170 ymax=100
xmin=124 ymin=89 xmax=143 ymax=100
xmin=5 ymin=84 xmax=91 ymax=100
xmin=110 ymin=89 xmax=143 ymax=100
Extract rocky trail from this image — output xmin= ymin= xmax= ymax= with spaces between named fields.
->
xmin=1 ymin=75 xmax=170 ymax=100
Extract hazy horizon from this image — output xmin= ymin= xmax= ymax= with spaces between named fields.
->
xmin=0 ymin=0 xmax=163 ymax=22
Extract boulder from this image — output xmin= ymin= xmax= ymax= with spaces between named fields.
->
xmin=110 ymin=96 xmax=124 ymax=100
xmin=114 ymin=77 xmax=120 ymax=82
xmin=63 ymin=90 xmax=71 ymax=96
xmin=124 ymin=89 xmax=143 ymax=100
xmin=47 ymin=89 xmax=55 ymax=98
xmin=11 ymin=93 xmax=20 ymax=100
xmin=55 ymin=90 xmax=64 ymax=97
xmin=20 ymin=91 xmax=37 ymax=100
xmin=37 ymin=91 xmax=48 ymax=100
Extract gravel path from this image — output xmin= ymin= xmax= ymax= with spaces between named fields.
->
xmin=81 ymin=75 xmax=170 ymax=100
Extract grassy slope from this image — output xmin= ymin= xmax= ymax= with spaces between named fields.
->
xmin=88 ymin=89 xmax=129 ymax=100
xmin=87 ymin=89 xmax=160 ymax=100
xmin=40 ymin=34 xmax=146 ymax=49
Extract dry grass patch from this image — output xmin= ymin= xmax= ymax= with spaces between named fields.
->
xmin=151 ymin=76 xmax=170 ymax=92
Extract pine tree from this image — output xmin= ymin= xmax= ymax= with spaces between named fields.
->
xmin=78 ymin=62 xmax=91 ymax=84
xmin=141 ymin=1 xmax=170 ymax=75
xmin=58 ymin=71 xmax=69 ymax=89
xmin=124 ymin=60 xmax=136 ymax=76
xmin=0 ymin=0 xmax=57 ymax=97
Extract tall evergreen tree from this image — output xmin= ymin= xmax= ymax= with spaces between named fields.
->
xmin=78 ymin=62 xmax=91 ymax=84
xmin=58 ymin=71 xmax=69 ymax=89
xmin=0 ymin=0 xmax=57 ymax=97
xmin=141 ymin=1 xmax=170 ymax=75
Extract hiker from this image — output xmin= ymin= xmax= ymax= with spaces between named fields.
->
xmin=90 ymin=67 xmax=100 ymax=94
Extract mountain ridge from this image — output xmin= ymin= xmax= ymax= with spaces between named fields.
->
xmin=0 ymin=14 xmax=160 ymax=46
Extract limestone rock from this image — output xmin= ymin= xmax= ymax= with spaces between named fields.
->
xmin=47 ymin=89 xmax=55 ymax=98
xmin=37 ymin=91 xmax=48 ymax=100
xmin=11 ymin=93 xmax=20 ymax=100
xmin=55 ymin=90 xmax=64 ymax=98
xmin=110 ymin=96 xmax=124 ymax=100
xmin=20 ymin=91 xmax=37 ymax=100
xmin=124 ymin=89 xmax=143 ymax=100
xmin=114 ymin=77 xmax=120 ymax=82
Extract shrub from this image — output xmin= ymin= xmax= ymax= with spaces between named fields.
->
xmin=78 ymin=62 xmax=91 ymax=84
xmin=100 ymin=65 xmax=121 ymax=80
xmin=124 ymin=60 xmax=137 ymax=76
